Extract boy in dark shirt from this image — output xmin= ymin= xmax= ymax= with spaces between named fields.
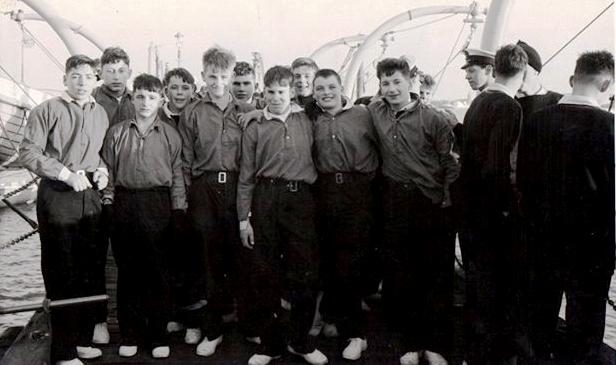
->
xmin=368 ymin=57 xmax=459 ymax=365
xmin=102 ymin=74 xmax=186 ymax=359
xmin=91 ymin=46 xmax=136 ymax=344
xmin=18 ymin=55 xmax=108 ymax=365
xmin=178 ymin=46 xmax=255 ymax=356
xmin=159 ymin=67 xmax=197 ymax=127
xmin=518 ymin=50 xmax=614 ymax=364
xmin=308 ymin=69 xmax=379 ymax=360
xmin=238 ymin=66 xmax=327 ymax=365
xmin=458 ymin=44 xmax=528 ymax=364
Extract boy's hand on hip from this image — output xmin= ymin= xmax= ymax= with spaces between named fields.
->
xmin=240 ymin=220 xmax=255 ymax=249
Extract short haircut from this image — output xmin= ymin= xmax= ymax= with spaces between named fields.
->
xmin=65 ymin=54 xmax=97 ymax=73
xmin=574 ymin=50 xmax=614 ymax=83
xmin=100 ymin=47 xmax=130 ymax=66
xmin=314 ymin=69 xmax=342 ymax=85
xmin=133 ymin=74 xmax=163 ymax=95
xmin=494 ymin=44 xmax=528 ymax=78
xmin=202 ymin=46 xmax=236 ymax=71
xmin=376 ymin=58 xmax=411 ymax=80
xmin=263 ymin=66 xmax=293 ymax=88
xmin=291 ymin=57 xmax=318 ymax=71
xmin=163 ymin=67 xmax=195 ymax=86
xmin=421 ymin=73 xmax=436 ymax=89
xmin=234 ymin=61 xmax=255 ymax=77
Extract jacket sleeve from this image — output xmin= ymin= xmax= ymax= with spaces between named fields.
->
xmin=178 ymin=104 xmax=197 ymax=187
xmin=100 ymin=126 xmax=117 ymax=202
xmin=169 ymin=128 xmax=188 ymax=211
xmin=237 ymin=121 xmax=258 ymax=221
xmin=432 ymin=112 xmax=460 ymax=203
xmin=17 ymin=103 xmax=67 ymax=179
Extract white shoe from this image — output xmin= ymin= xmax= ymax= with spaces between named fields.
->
xmin=424 ymin=350 xmax=448 ymax=365
xmin=280 ymin=298 xmax=292 ymax=310
xmin=196 ymin=335 xmax=223 ymax=357
xmin=55 ymin=359 xmax=84 ymax=365
xmin=184 ymin=328 xmax=202 ymax=344
xmin=152 ymin=346 xmax=170 ymax=358
xmin=400 ymin=351 xmax=420 ymax=365
xmin=322 ymin=322 xmax=339 ymax=338
xmin=76 ymin=346 xmax=102 ymax=359
xmin=246 ymin=336 xmax=262 ymax=345
xmin=92 ymin=322 xmax=110 ymax=344
xmin=167 ymin=321 xmax=184 ymax=333
xmin=342 ymin=338 xmax=368 ymax=360
xmin=118 ymin=345 xmax=138 ymax=357
xmin=248 ymin=353 xmax=281 ymax=365
xmin=287 ymin=346 xmax=328 ymax=365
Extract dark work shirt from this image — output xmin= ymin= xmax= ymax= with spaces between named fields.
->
xmin=517 ymin=99 xmax=614 ymax=273
xmin=312 ymin=102 xmax=379 ymax=174
xmin=459 ymin=89 xmax=522 ymax=219
xmin=516 ymin=90 xmax=562 ymax=121
xmin=92 ymin=85 xmax=135 ymax=127
xmin=178 ymin=92 xmax=255 ymax=185
xmin=292 ymin=94 xmax=314 ymax=108
xmin=18 ymin=94 xmax=109 ymax=179
xmin=158 ymin=102 xmax=181 ymax=128
xmin=237 ymin=109 xmax=317 ymax=220
xmin=102 ymin=117 xmax=186 ymax=210
xmin=368 ymin=96 xmax=459 ymax=204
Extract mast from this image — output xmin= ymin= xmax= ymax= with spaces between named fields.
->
xmin=480 ymin=0 xmax=515 ymax=52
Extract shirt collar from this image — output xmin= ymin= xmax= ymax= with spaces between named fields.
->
xmin=101 ymin=84 xmax=131 ymax=99
xmin=263 ymin=103 xmax=302 ymax=122
xmin=558 ymin=94 xmax=601 ymax=108
xmin=316 ymin=95 xmax=353 ymax=115
xmin=202 ymin=91 xmax=233 ymax=105
xmin=162 ymin=101 xmax=179 ymax=119
xmin=485 ymin=83 xmax=517 ymax=99
xmin=61 ymin=92 xmax=96 ymax=107
xmin=129 ymin=116 xmax=163 ymax=131
xmin=381 ymin=93 xmax=420 ymax=113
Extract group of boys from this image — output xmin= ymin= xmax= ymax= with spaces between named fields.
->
xmin=16 ymin=39 xmax=614 ymax=365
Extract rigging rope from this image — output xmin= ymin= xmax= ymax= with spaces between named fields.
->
xmin=0 ymin=176 xmax=39 ymax=201
xmin=0 ymin=228 xmax=38 ymax=251
xmin=0 ymin=63 xmax=39 ymax=106
xmin=20 ymin=24 xmax=64 ymax=72
xmin=432 ymin=13 xmax=470 ymax=97
xmin=543 ymin=2 xmax=614 ymax=68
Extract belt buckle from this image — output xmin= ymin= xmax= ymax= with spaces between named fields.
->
xmin=335 ymin=172 xmax=344 ymax=184
xmin=76 ymin=170 xmax=86 ymax=176
xmin=217 ymin=172 xmax=227 ymax=184
xmin=287 ymin=181 xmax=298 ymax=192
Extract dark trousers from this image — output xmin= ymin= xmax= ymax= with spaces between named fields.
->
xmin=37 ymin=180 xmax=103 ymax=362
xmin=315 ymin=173 xmax=373 ymax=339
xmin=188 ymin=172 xmax=240 ymax=339
xmin=249 ymin=179 xmax=319 ymax=356
xmin=111 ymin=187 xmax=171 ymax=347
xmin=461 ymin=213 xmax=524 ymax=364
xmin=529 ymin=237 xmax=612 ymax=364
xmin=92 ymin=216 xmax=109 ymax=324
xmin=381 ymin=178 xmax=454 ymax=356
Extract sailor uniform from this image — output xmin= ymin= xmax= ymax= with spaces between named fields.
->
xmin=18 ymin=93 xmax=109 ymax=362
xmin=518 ymin=95 xmax=615 ymax=363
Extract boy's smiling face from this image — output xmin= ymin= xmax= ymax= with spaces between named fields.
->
xmin=379 ymin=70 xmax=412 ymax=109
xmin=100 ymin=60 xmax=131 ymax=93
xmin=132 ymin=88 xmax=163 ymax=120
xmin=264 ymin=81 xmax=292 ymax=115
xmin=313 ymin=75 xmax=343 ymax=111
xmin=293 ymin=65 xmax=316 ymax=97
xmin=165 ymin=75 xmax=194 ymax=112
xmin=202 ymin=65 xmax=233 ymax=99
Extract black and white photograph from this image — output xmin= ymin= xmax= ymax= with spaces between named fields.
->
xmin=0 ymin=0 xmax=614 ymax=364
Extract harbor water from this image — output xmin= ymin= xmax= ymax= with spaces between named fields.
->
xmin=0 ymin=203 xmax=615 ymax=350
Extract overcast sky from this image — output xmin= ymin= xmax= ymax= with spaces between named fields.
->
xmin=0 ymin=0 xmax=613 ymax=100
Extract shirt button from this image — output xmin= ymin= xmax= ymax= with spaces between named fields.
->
xmin=286 ymin=136 xmax=291 ymax=139
xmin=394 ymin=135 xmax=398 ymax=139
xmin=331 ymin=135 xmax=336 ymax=139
